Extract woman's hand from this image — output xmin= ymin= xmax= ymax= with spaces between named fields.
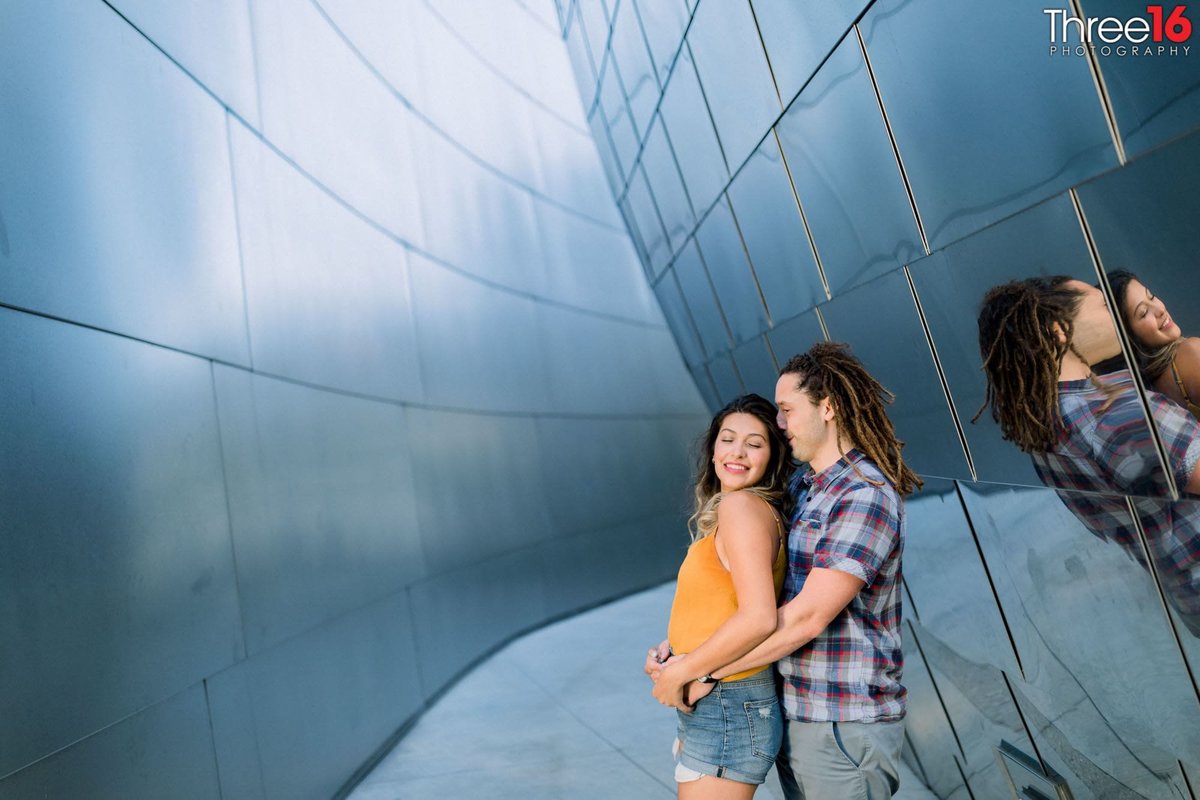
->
xmin=643 ymin=639 xmax=671 ymax=679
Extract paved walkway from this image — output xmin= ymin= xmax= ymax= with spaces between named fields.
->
xmin=349 ymin=582 xmax=937 ymax=799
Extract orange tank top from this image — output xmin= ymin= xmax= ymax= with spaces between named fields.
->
xmin=666 ymin=521 xmax=787 ymax=681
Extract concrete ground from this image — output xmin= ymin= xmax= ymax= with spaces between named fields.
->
xmin=349 ymin=582 xmax=938 ymax=799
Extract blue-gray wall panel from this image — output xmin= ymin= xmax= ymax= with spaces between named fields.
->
xmin=860 ymin=0 xmax=1118 ymax=249
xmin=674 ymin=239 xmax=732 ymax=359
xmin=695 ymin=197 xmax=770 ymax=343
xmin=820 ymin=270 xmax=970 ymax=479
xmin=610 ymin=0 xmax=658 ymax=137
xmin=654 ymin=268 xmax=706 ymax=367
xmin=765 ymin=312 xmax=827 ymax=373
xmin=213 ymin=366 xmax=423 ymax=655
xmin=0 ymin=0 xmax=249 ymax=364
xmin=749 ymin=0 xmax=862 ymax=106
xmin=107 ymin=0 xmax=260 ymax=127
xmin=230 ymin=121 xmax=424 ymax=400
xmin=686 ymin=0 xmax=780 ymax=170
xmin=658 ymin=44 xmax=730 ymax=215
xmin=641 ymin=116 xmax=696 ymax=254
xmin=206 ymin=667 xmax=267 ymax=800
xmin=239 ymin=592 xmax=423 ymax=800
xmin=0 ymin=686 xmax=221 ymax=800
xmin=0 ymin=311 xmax=242 ymax=778
xmin=406 ymin=408 xmax=554 ymax=574
xmin=633 ymin=0 xmax=688 ymax=87
xmin=731 ymin=335 xmax=779 ymax=400
xmin=899 ymin=622 xmax=972 ymax=799
xmin=726 ymin=136 xmax=826 ymax=321
xmin=776 ymin=34 xmax=924 ymax=295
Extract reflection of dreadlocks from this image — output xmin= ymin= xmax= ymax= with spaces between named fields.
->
xmin=974 ymin=276 xmax=1087 ymax=452
xmin=782 ymin=342 xmax=922 ymax=496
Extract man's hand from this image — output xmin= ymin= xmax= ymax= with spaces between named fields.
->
xmin=643 ymin=639 xmax=671 ymax=679
xmin=684 ymin=679 xmax=715 ymax=707
xmin=651 ymin=660 xmax=692 ymax=711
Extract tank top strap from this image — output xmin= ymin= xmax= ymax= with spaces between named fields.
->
xmin=1171 ymin=358 xmax=1200 ymax=417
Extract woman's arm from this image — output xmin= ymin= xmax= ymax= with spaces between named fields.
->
xmin=651 ymin=491 xmax=779 ymax=708
xmin=1175 ymin=338 xmax=1200 ymax=410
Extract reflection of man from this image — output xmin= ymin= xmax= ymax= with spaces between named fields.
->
xmin=654 ymin=343 xmax=922 ymax=799
xmin=976 ymin=276 xmax=1200 ymax=635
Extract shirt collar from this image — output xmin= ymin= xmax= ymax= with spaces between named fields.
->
xmin=796 ymin=448 xmax=864 ymax=493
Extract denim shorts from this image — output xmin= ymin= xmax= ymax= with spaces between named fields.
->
xmin=674 ymin=671 xmax=782 ymax=785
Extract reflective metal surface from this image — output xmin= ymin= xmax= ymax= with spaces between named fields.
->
xmin=657 ymin=42 xmax=730 ymax=215
xmin=750 ymin=0 xmax=863 ymax=107
xmin=694 ymin=197 xmax=770 ymax=344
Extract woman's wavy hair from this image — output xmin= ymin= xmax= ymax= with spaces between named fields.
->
xmin=1107 ymin=269 xmax=1180 ymax=382
xmin=688 ymin=394 xmax=793 ymax=542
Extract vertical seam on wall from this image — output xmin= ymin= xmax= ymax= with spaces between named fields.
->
xmin=1000 ymin=672 xmax=1052 ymax=778
xmin=772 ymin=129 xmax=832 ymax=301
xmin=1072 ymin=0 xmax=1128 ymax=165
xmin=854 ymin=24 xmax=931 ymax=256
xmin=244 ymin=0 xmax=266 ymax=130
xmin=761 ymin=331 xmax=780 ymax=373
xmin=745 ymin=0 xmax=784 ymax=108
xmin=814 ymin=305 xmax=831 ymax=341
xmin=686 ymin=40 xmax=732 ymax=175
xmin=224 ymin=112 xmax=256 ymax=371
xmin=667 ymin=267 xmax=710 ymax=364
xmin=951 ymin=482 xmax=1027 ymax=682
xmin=905 ymin=620 xmax=970 ymax=764
xmin=724 ymin=352 xmax=749 ymax=394
xmin=724 ymin=196 xmax=776 ymax=327
xmin=902 ymin=265 xmax=977 ymax=481
xmin=208 ymin=361 xmax=252 ymax=662
xmin=1123 ymin=496 xmax=1200 ymax=708
xmin=692 ymin=236 xmax=738 ymax=348
xmin=1071 ymin=188 xmax=1181 ymax=499
xmin=953 ymin=754 xmax=978 ymax=800
xmin=1179 ymin=759 xmax=1197 ymax=799
xmin=201 ymin=680 xmax=227 ymax=800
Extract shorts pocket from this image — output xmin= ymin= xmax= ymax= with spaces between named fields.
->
xmin=743 ymin=697 xmax=782 ymax=762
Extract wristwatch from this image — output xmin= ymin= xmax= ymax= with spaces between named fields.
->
xmin=696 ymin=674 xmax=719 ymax=684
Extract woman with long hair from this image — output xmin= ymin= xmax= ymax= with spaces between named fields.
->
xmin=1108 ymin=269 xmax=1200 ymax=418
xmin=646 ymin=393 xmax=793 ymax=799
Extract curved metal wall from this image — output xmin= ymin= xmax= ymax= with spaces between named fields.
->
xmin=562 ymin=0 xmax=1200 ymax=797
xmin=0 ymin=1 xmax=707 ymax=797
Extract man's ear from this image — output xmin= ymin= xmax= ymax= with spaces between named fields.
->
xmin=819 ymin=396 xmax=836 ymax=423
xmin=1050 ymin=320 xmax=1067 ymax=345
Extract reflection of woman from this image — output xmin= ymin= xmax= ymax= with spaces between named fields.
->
xmin=1109 ymin=270 xmax=1200 ymax=417
xmin=647 ymin=394 xmax=792 ymax=798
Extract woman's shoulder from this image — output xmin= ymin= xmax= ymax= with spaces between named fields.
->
xmin=715 ymin=490 xmax=780 ymax=524
xmin=1175 ymin=337 xmax=1200 ymax=366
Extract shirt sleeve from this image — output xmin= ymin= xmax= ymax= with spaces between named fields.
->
xmin=1147 ymin=391 xmax=1200 ymax=490
xmin=811 ymin=483 xmax=901 ymax=587
xmin=1094 ymin=393 xmax=1171 ymax=495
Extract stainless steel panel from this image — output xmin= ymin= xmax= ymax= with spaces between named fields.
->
xmin=641 ymin=116 xmax=696 ymax=255
xmin=904 ymin=479 xmax=1021 ymax=675
xmin=315 ymin=0 xmax=423 ymax=116
xmin=694 ymin=197 xmax=770 ymax=344
xmin=0 ymin=0 xmax=249 ymax=363
xmin=765 ymin=311 xmax=826 ymax=368
xmin=819 ymin=269 xmax=970 ymax=479
xmin=229 ymin=122 xmax=424 ymax=401
xmin=654 ymin=268 xmax=706 ymax=367
xmin=251 ymin=0 xmax=424 ymax=245
xmin=0 ymin=687 xmax=221 ymax=800
xmin=212 ymin=366 xmax=424 ymax=655
xmin=707 ymin=352 xmax=745 ymax=403
xmin=658 ymin=43 xmax=730 ymax=215
xmin=914 ymin=627 xmax=1040 ymax=799
xmin=686 ymin=0 xmax=780 ymax=170
xmin=1080 ymin=0 xmax=1200 ymax=159
xmin=689 ymin=363 xmax=722 ymax=411
xmin=405 ymin=408 xmax=554 ymax=574
xmin=535 ymin=304 xmax=702 ymax=416
xmin=632 ymin=0 xmax=689 ymax=87
xmin=731 ymin=336 xmax=778 ymax=399
xmin=239 ymin=593 xmax=423 ymax=800
xmin=205 ymin=667 xmax=267 ymax=800
xmin=0 ymin=310 xmax=242 ymax=778
xmin=108 ymin=0 xmax=260 ymax=126
xmin=599 ymin=60 xmax=641 ymax=180
xmin=534 ymin=417 xmax=699 ymax=538
xmin=726 ymin=136 xmax=826 ymax=321
xmin=610 ymin=0 xmax=659 ymax=137
xmin=410 ymin=123 xmax=551 ymax=299
xmin=565 ymin=5 xmax=599 ymax=107
xmin=409 ymin=551 xmax=550 ymax=695
xmin=674 ymin=239 xmax=732 ymax=359
xmin=539 ymin=514 xmax=689 ymax=615
xmin=625 ymin=164 xmax=673 ymax=275
xmin=959 ymin=483 xmax=1200 ymax=793
xmin=860 ymin=0 xmax=1117 ymax=249
xmin=776 ymin=34 xmax=923 ymax=295
xmin=908 ymin=194 xmax=1122 ymax=488
xmin=408 ymin=252 xmax=549 ymax=414
xmin=900 ymin=622 xmax=972 ymax=799
xmin=749 ymin=0 xmax=862 ymax=106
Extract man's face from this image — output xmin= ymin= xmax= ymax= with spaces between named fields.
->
xmin=1064 ymin=280 xmax=1121 ymax=364
xmin=774 ymin=373 xmax=832 ymax=463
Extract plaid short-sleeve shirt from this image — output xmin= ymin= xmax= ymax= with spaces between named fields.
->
xmin=777 ymin=449 xmax=906 ymax=723
xmin=1032 ymin=371 xmax=1200 ymax=634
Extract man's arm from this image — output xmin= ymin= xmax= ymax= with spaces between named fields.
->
xmin=710 ymin=567 xmax=864 ymax=680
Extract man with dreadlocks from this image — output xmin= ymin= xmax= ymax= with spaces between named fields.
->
xmin=653 ymin=342 xmax=921 ymax=799
xmin=976 ymin=276 xmax=1200 ymax=635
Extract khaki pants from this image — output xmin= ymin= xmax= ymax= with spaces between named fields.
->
xmin=775 ymin=719 xmax=905 ymax=800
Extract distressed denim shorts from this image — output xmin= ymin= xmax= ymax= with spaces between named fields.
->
xmin=674 ymin=671 xmax=782 ymax=785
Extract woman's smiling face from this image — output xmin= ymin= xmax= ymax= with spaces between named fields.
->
xmin=1122 ymin=278 xmax=1182 ymax=349
xmin=712 ymin=412 xmax=771 ymax=493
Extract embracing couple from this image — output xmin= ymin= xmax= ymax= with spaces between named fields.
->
xmin=646 ymin=342 xmax=922 ymax=800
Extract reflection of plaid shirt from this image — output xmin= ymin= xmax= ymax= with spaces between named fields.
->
xmin=1032 ymin=370 xmax=1200 ymax=634
xmin=778 ymin=449 xmax=905 ymax=722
